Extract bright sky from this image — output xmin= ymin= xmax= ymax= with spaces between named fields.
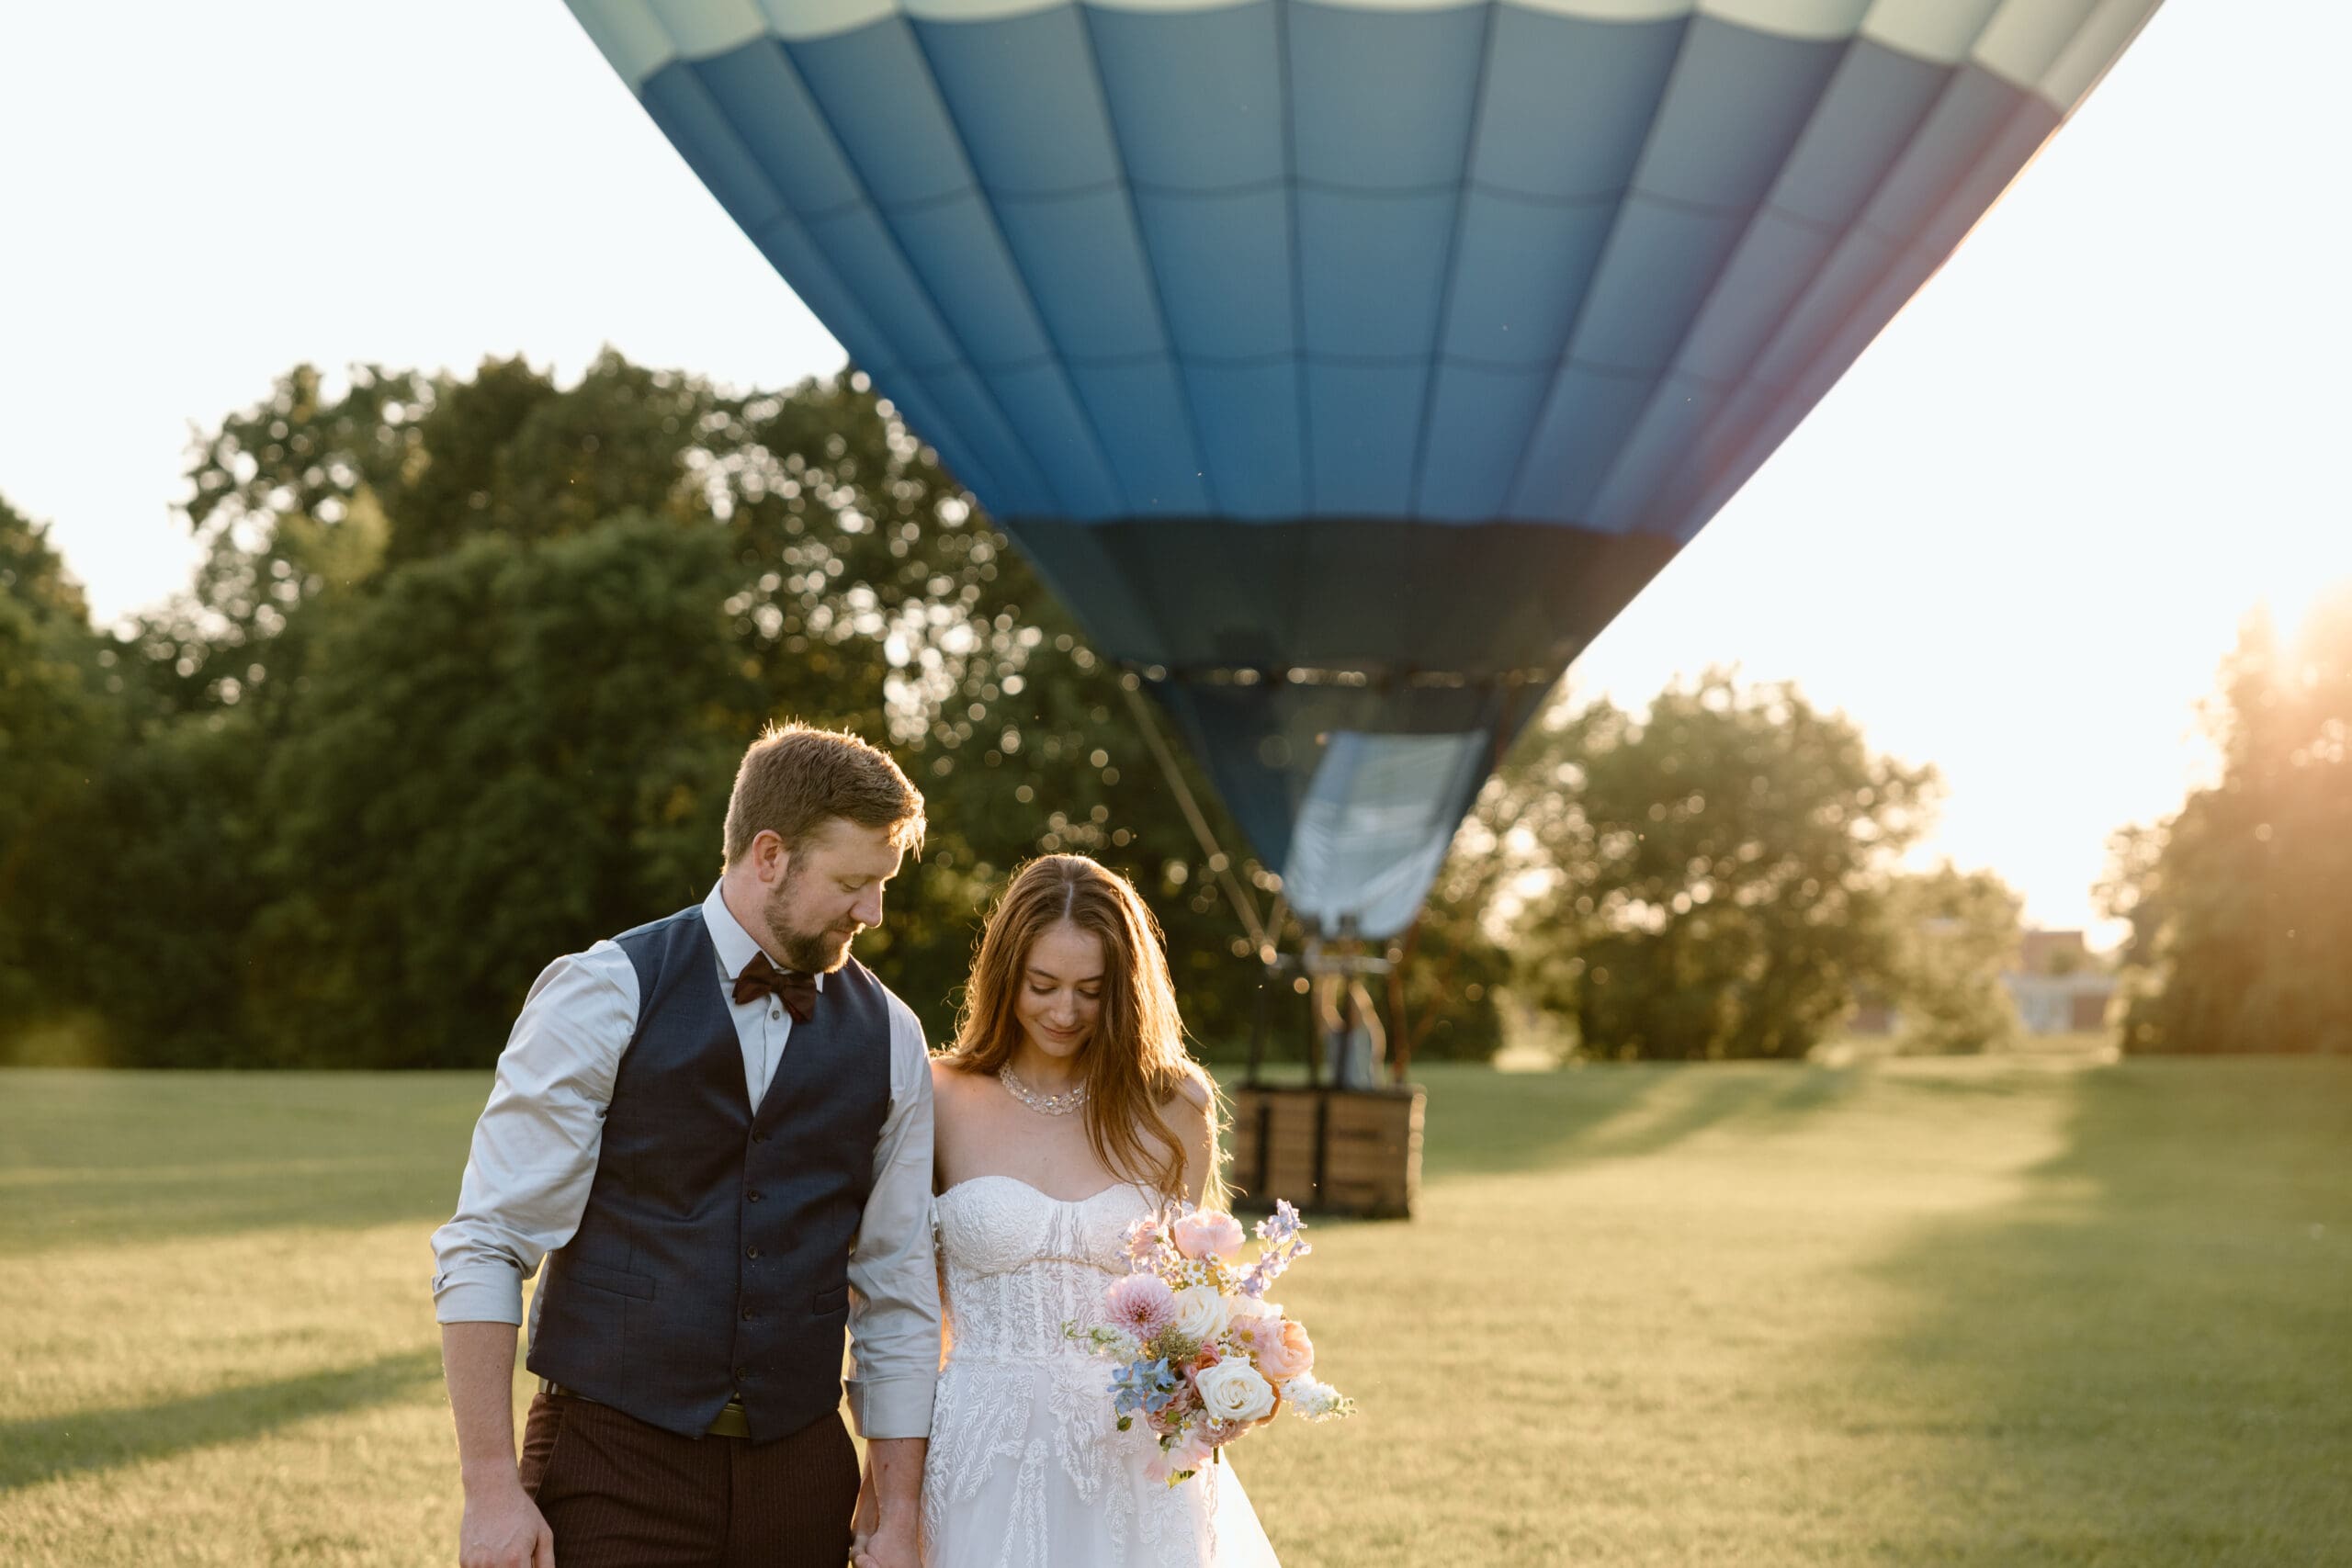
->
xmin=4 ymin=1 xmax=2347 ymax=938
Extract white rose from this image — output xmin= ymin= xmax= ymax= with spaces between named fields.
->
xmin=1170 ymin=1285 xmax=1227 ymax=1343
xmin=1193 ymin=1359 xmax=1276 ymax=1425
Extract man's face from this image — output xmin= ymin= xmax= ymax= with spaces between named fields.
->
xmin=758 ymin=818 xmax=905 ymax=974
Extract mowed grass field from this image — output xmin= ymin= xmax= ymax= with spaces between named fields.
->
xmin=3 ymin=1056 xmax=2347 ymax=1566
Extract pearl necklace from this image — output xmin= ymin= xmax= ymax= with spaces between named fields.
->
xmin=999 ymin=1064 xmax=1088 ymax=1117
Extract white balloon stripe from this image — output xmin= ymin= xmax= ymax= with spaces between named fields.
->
xmin=572 ymin=0 xmax=2153 ymax=107
xmin=2040 ymin=0 xmax=2163 ymax=113
xmin=1860 ymin=0 xmax=2004 ymax=64
xmin=1969 ymin=0 xmax=2105 ymax=94
xmin=566 ymin=0 xmax=682 ymax=84
xmin=654 ymin=0 xmax=772 ymax=53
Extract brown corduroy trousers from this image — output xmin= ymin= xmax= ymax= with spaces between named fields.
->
xmin=518 ymin=1392 xmax=860 ymax=1568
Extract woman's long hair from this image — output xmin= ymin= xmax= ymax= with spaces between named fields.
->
xmin=944 ymin=854 xmax=1223 ymax=1204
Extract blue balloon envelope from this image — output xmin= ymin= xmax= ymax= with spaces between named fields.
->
xmin=564 ymin=0 xmax=2158 ymax=937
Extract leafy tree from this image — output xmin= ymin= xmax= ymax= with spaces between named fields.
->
xmin=1881 ymin=863 xmax=2024 ymax=1055
xmin=4 ymin=493 xmax=283 ymax=1063
xmin=0 ymin=496 xmax=118 ymax=1028
xmin=2101 ymin=592 xmax=2352 ymax=1055
xmin=243 ymin=514 xmax=763 ymax=1066
xmin=30 ymin=712 xmax=273 ymax=1065
xmin=1 ymin=494 xmax=96 ymax=623
xmin=1499 ymin=671 xmax=1938 ymax=1061
xmin=153 ymin=363 xmax=427 ymax=721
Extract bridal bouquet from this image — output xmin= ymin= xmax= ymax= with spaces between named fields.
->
xmin=1066 ymin=1199 xmax=1355 ymax=1485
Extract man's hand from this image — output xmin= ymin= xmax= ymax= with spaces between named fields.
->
xmin=442 ymin=1323 xmax=552 ymax=1567
xmin=458 ymin=1474 xmax=554 ymax=1568
xmin=851 ymin=1514 xmax=918 ymax=1568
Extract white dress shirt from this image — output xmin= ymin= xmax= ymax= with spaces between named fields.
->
xmin=430 ymin=882 xmax=939 ymax=1439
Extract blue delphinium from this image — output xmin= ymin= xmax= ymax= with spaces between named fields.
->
xmin=1108 ymin=1357 xmax=1182 ymax=1431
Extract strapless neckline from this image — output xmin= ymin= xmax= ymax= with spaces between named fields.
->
xmin=938 ymin=1172 xmax=1146 ymax=1208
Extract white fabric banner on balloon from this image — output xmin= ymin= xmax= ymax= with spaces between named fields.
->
xmin=1281 ymin=731 xmax=1490 ymax=940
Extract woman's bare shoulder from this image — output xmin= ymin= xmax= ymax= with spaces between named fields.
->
xmin=930 ymin=1052 xmax=989 ymax=1097
xmin=1161 ymin=1063 xmax=1217 ymax=1123
xmin=929 ymin=1055 xmax=990 ymax=1190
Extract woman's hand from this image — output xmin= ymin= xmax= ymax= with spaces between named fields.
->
xmin=852 ymin=1515 xmax=920 ymax=1568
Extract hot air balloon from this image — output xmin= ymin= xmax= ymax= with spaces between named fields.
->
xmin=560 ymin=0 xmax=2159 ymax=1201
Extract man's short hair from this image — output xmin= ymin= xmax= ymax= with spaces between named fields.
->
xmin=723 ymin=723 xmax=925 ymax=865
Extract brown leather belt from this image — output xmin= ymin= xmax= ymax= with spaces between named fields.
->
xmin=541 ymin=1381 xmax=752 ymax=1438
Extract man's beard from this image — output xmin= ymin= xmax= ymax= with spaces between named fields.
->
xmin=763 ymin=873 xmax=859 ymax=975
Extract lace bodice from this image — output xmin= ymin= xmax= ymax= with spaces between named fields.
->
xmin=935 ymin=1175 xmax=1153 ymax=1363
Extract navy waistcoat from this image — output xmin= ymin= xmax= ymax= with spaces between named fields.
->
xmin=526 ymin=906 xmax=893 ymax=1441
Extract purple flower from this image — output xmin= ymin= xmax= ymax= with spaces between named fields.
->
xmin=1237 ymin=1201 xmax=1313 ymax=1298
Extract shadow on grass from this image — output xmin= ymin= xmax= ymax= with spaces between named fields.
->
xmin=1417 ymin=1061 xmax=1866 ymax=1179
xmin=1848 ymin=1058 xmax=2352 ymax=1563
xmin=0 ymin=1348 xmax=443 ymax=1493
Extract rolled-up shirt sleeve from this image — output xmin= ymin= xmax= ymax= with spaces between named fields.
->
xmin=844 ymin=994 xmax=941 ymax=1439
xmin=429 ymin=944 xmax=638 ymax=1325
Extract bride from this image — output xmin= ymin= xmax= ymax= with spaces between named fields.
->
xmin=883 ymin=853 xmax=1283 ymax=1567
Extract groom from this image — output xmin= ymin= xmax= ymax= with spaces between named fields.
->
xmin=433 ymin=724 xmax=937 ymax=1568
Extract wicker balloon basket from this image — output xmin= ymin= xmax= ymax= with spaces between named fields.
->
xmin=1227 ymin=1083 xmax=1424 ymax=1220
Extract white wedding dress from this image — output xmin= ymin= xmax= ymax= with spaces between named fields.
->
xmin=922 ymin=1175 xmax=1284 ymax=1567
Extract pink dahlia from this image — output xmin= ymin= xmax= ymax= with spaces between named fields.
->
xmin=1101 ymin=1271 xmax=1177 ymax=1339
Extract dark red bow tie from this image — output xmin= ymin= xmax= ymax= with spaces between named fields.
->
xmin=733 ymin=954 xmax=817 ymax=1022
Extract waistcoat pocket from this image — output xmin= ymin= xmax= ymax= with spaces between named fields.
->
xmin=563 ymin=1258 xmax=657 ymax=1300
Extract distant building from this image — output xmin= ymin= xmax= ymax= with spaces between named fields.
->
xmin=1844 ymin=929 xmax=2117 ymax=1039
xmin=2017 ymin=929 xmax=2091 ymax=976
xmin=2002 ymin=930 xmax=2118 ymax=1034
xmin=2003 ymin=970 xmax=2116 ymax=1032
xmin=1846 ymin=994 xmax=1897 ymax=1036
